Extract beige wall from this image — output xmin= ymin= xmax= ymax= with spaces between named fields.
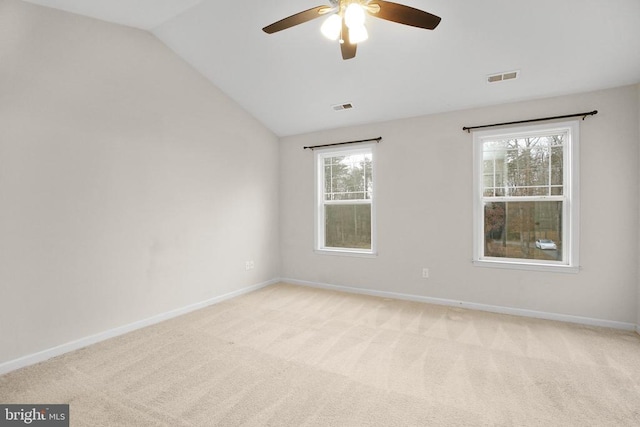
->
xmin=0 ymin=0 xmax=279 ymax=364
xmin=280 ymin=85 xmax=640 ymax=325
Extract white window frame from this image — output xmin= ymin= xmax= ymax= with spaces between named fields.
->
xmin=314 ymin=143 xmax=377 ymax=256
xmin=472 ymin=120 xmax=579 ymax=273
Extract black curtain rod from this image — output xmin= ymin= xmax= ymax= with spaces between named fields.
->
xmin=303 ymin=137 xmax=382 ymax=150
xmin=462 ymin=110 xmax=598 ymax=133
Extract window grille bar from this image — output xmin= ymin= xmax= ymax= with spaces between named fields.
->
xmin=304 ymin=137 xmax=382 ymax=150
xmin=462 ymin=110 xmax=597 ymax=133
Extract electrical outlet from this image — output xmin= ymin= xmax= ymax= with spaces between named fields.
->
xmin=246 ymin=260 xmax=255 ymax=270
xmin=422 ymin=268 xmax=429 ymax=278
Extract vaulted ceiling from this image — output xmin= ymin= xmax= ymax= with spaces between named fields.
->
xmin=22 ymin=0 xmax=640 ymax=136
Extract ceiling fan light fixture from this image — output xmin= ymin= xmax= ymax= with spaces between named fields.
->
xmin=262 ymin=0 xmax=442 ymax=60
xmin=344 ymin=3 xmax=366 ymax=28
xmin=348 ymin=24 xmax=368 ymax=44
xmin=321 ymin=14 xmax=342 ymax=40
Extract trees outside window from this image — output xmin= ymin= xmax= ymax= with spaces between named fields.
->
xmin=473 ymin=121 xmax=579 ymax=272
xmin=315 ymin=145 xmax=376 ymax=255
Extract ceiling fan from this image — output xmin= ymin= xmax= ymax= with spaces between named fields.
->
xmin=262 ymin=0 xmax=441 ymax=60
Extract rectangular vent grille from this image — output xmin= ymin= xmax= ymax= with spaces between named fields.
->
xmin=487 ymin=70 xmax=519 ymax=83
xmin=332 ymin=103 xmax=354 ymax=111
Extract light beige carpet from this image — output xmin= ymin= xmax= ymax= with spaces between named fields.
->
xmin=1 ymin=283 xmax=639 ymax=426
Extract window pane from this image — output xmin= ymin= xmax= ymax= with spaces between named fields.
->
xmin=482 ymin=144 xmax=504 ymax=196
xmin=324 ymin=165 xmax=332 ymax=196
xmin=323 ymin=153 xmax=373 ymax=201
xmin=325 ymin=204 xmax=371 ymax=249
xmin=483 ymin=159 xmax=494 ymax=174
xmin=483 ymin=133 xmax=565 ymax=198
xmin=551 ymin=146 xmax=563 ymax=186
xmin=551 ymin=186 xmax=563 ymax=196
xmin=483 ymin=175 xmax=494 ymax=197
xmin=484 ymin=201 xmax=562 ymax=261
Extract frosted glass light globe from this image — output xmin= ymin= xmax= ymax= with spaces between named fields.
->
xmin=321 ymin=14 xmax=342 ymax=40
xmin=348 ymin=24 xmax=368 ymax=43
xmin=345 ymin=3 xmax=366 ymax=28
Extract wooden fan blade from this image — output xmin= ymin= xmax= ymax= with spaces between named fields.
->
xmin=340 ymin=41 xmax=357 ymax=60
xmin=368 ymin=0 xmax=441 ymax=30
xmin=340 ymin=20 xmax=357 ymax=60
xmin=263 ymin=6 xmax=331 ymax=34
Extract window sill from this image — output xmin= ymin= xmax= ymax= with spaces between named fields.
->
xmin=473 ymin=259 xmax=579 ymax=274
xmin=315 ymin=248 xmax=377 ymax=258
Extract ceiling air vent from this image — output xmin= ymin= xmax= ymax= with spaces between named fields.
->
xmin=487 ymin=70 xmax=519 ymax=83
xmin=332 ymin=102 xmax=354 ymax=111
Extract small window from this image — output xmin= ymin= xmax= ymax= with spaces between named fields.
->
xmin=473 ymin=121 xmax=579 ymax=272
xmin=315 ymin=144 xmax=376 ymax=255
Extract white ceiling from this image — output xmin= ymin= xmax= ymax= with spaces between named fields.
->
xmin=22 ymin=0 xmax=640 ymax=137
xmin=22 ymin=0 xmax=203 ymax=30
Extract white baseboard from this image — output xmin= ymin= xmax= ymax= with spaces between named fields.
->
xmin=282 ymin=278 xmax=637 ymax=332
xmin=0 ymin=279 xmax=278 ymax=376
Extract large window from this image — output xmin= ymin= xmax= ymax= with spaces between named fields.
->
xmin=315 ymin=144 xmax=376 ymax=255
xmin=473 ymin=121 xmax=579 ymax=272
